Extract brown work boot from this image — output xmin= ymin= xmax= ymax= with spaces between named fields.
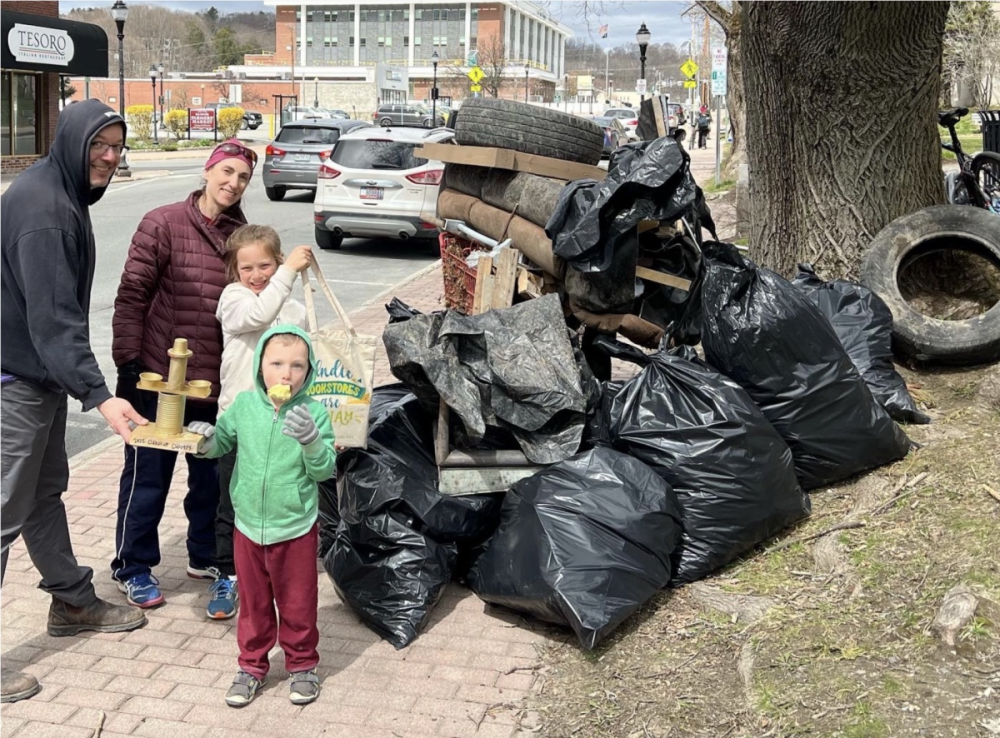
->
xmin=1 ymin=667 xmax=41 ymax=703
xmin=47 ymin=596 xmax=147 ymax=636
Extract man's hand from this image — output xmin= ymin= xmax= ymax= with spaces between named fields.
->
xmin=187 ymin=421 xmax=217 ymax=455
xmin=282 ymin=405 xmax=319 ymax=446
xmin=97 ymin=397 xmax=148 ymax=444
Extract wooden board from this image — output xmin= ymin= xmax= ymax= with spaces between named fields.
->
xmin=517 ymin=267 xmax=543 ymax=299
xmin=129 ymin=424 xmax=203 ymax=454
xmin=652 ymin=96 xmax=668 ymax=137
xmin=416 ymin=142 xmax=606 ymax=182
xmin=635 ymin=266 xmax=693 ymax=292
xmin=491 ymin=248 xmax=520 ymax=308
xmin=471 ymin=255 xmax=494 ymax=314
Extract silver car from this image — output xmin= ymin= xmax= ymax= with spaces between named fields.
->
xmin=262 ymin=119 xmax=371 ymax=201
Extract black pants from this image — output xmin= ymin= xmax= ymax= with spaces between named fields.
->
xmin=698 ymin=128 xmax=709 ymax=148
xmin=215 ymin=448 xmax=237 ymax=577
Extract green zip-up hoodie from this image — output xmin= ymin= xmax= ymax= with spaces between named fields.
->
xmin=201 ymin=324 xmax=336 ymax=545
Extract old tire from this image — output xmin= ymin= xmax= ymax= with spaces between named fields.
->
xmin=265 ymin=186 xmax=286 ymax=201
xmin=315 ymin=226 xmax=343 ymax=251
xmin=861 ymin=205 xmax=1000 ymax=365
xmin=454 ymin=98 xmax=604 ymax=165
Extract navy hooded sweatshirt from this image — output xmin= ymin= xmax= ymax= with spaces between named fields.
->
xmin=1 ymin=99 xmax=126 ymax=411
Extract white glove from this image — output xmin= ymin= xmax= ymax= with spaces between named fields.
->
xmin=282 ymin=405 xmax=319 ymax=446
xmin=188 ymin=421 xmax=216 ymax=455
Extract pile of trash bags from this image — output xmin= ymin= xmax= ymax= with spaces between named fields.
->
xmin=324 ymin=240 xmax=920 ymax=652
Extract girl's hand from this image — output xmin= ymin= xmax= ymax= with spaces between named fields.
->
xmin=286 ymin=245 xmax=313 ymax=273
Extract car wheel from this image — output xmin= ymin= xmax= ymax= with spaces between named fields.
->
xmin=265 ymin=186 xmax=286 ymax=201
xmin=454 ymin=98 xmax=605 ymax=165
xmin=315 ymin=226 xmax=343 ymax=251
xmin=422 ymin=118 xmax=432 ymax=128
xmin=380 ymin=118 xmax=393 ymax=127
xmin=240 ymin=119 xmax=248 ymax=130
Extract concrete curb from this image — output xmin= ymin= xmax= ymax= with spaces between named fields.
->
xmin=360 ymin=258 xmax=443 ymax=310
xmin=68 ymin=434 xmax=122 ymax=472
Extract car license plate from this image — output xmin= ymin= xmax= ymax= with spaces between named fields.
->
xmin=294 ymin=154 xmax=310 ymax=162
xmin=361 ymin=187 xmax=384 ymax=200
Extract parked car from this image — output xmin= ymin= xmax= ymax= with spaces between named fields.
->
xmin=205 ymin=102 xmax=263 ymax=130
xmin=592 ymin=116 xmax=630 ymax=157
xmin=373 ymin=103 xmax=446 ymax=129
xmin=285 ymin=105 xmax=325 ymax=121
xmin=668 ymin=102 xmax=687 ymax=130
xmin=604 ymin=107 xmax=639 ymax=140
xmin=313 ymin=126 xmax=454 ymax=250
xmin=263 ymin=118 xmax=371 ymax=201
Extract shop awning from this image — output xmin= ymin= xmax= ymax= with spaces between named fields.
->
xmin=2 ymin=10 xmax=108 ymax=77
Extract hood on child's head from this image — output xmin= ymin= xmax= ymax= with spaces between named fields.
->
xmin=253 ymin=324 xmax=317 ymax=401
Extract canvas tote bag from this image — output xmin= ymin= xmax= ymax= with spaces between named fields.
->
xmin=301 ymin=261 xmax=377 ymax=448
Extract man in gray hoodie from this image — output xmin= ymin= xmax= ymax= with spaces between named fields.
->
xmin=1 ymin=99 xmax=149 ymax=703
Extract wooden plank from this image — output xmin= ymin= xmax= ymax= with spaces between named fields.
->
xmin=637 ymin=219 xmax=660 ymax=234
xmin=416 ymin=142 xmax=606 ymax=182
xmin=471 ymin=255 xmax=494 ymax=314
xmin=516 ymin=266 xmax=543 ymax=299
xmin=635 ymin=266 xmax=693 ymax=292
xmin=491 ymin=248 xmax=520 ymax=308
xmin=652 ymin=96 xmax=668 ymax=137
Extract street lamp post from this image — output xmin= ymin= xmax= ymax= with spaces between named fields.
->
xmin=314 ymin=77 xmax=319 ymax=108
xmin=149 ymin=64 xmax=158 ymax=144
xmin=157 ymin=62 xmax=164 ymax=131
xmin=524 ymin=62 xmax=529 ymax=103
xmin=430 ymin=50 xmax=439 ymax=125
xmin=110 ymin=0 xmax=130 ymax=176
xmin=635 ymin=22 xmax=651 ymax=103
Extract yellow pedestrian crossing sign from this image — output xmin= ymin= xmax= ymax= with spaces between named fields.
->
xmin=681 ymin=59 xmax=698 ymax=78
xmin=468 ymin=66 xmax=485 ymax=84
xmin=470 ymin=84 xmax=482 ymax=92
xmin=684 ymin=80 xmax=697 ymax=89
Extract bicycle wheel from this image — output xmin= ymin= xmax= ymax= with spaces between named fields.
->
xmin=971 ymin=151 xmax=1000 ymax=212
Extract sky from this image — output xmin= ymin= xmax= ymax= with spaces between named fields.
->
xmin=59 ymin=0 xmax=696 ymax=48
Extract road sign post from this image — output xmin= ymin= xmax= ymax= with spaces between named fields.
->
xmin=711 ymin=46 xmax=728 ymax=187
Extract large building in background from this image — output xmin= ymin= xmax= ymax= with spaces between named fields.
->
xmin=237 ymin=0 xmax=572 ymax=102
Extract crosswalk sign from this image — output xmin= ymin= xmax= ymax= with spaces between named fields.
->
xmin=468 ymin=66 xmax=485 ymax=84
xmin=470 ymin=83 xmax=482 ymax=92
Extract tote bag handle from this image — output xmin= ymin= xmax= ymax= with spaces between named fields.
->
xmin=300 ymin=260 xmax=357 ymax=337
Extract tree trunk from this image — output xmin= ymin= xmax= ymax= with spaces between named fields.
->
xmin=743 ymin=2 xmax=949 ymax=279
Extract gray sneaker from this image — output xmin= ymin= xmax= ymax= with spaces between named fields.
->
xmin=225 ymin=671 xmax=266 ymax=708
xmin=289 ymin=669 xmax=320 ymax=705
xmin=0 ymin=667 xmax=41 ymax=703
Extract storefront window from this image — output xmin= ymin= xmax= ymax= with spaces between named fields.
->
xmin=1 ymin=72 xmax=39 ymax=157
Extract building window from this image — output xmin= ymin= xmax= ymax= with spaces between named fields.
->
xmin=415 ymin=9 xmax=423 ymax=20
xmin=324 ymin=10 xmax=338 ymax=22
xmin=472 ymin=8 xmax=479 ymax=21
xmin=377 ymin=36 xmax=393 ymax=47
xmin=404 ymin=35 xmax=409 ymax=45
xmin=350 ymin=35 xmax=355 ymax=45
xmin=460 ymin=8 xmax=467 ymax=20
xmin=404 ymin=9 xmax=410 ymax=21
xmin=414 ymin=36 xmax=422 ymax=45
xmin=393 ymin=9 xmax=404 ymax=21
xmin=325 ymin=36 xmax=338 ymax=47
xmin=470 ymin=36 xmax=477 ymax=48
xmin=306 ymin=36 xmax=314 ymax=47
xmin=2 ymin=72 xmax=38 ymax=156
xmin=433 ymin=36 xmax=448 ymax=46
xmin=349 ymin=10 xmax=355 ymax=21
xmin=360 ymin=37 xmax=367 ymax=47
xmin=378 ymin=10 xmax=385 ymax=22
xmin=295 ymin=10 xmax=301 ymax=20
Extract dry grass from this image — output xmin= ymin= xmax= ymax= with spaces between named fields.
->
xmin=528 ymin=363 xmax=1000 ymax=738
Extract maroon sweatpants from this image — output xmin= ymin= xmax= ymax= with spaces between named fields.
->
xmin=233 ymin=525 xmax=319 ymax=680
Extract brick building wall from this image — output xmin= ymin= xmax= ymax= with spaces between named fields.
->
xmin=1 ymin=1 xmax=62 ymax=174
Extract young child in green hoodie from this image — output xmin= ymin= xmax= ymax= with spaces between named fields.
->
xmin=189 ymin=325 xmax=335 ymax=708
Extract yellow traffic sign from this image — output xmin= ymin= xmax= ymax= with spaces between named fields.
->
xmin=468 ymin=66 xmax=485 ymax=84
xmin=681 ymin=59 xmax=698 ymax=78
xmin=683 ymin=80 xmax=697 ymax=89
xmin=470 ymin=83 xmax=482 ymax=92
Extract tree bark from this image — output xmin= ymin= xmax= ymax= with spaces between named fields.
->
xmin=743 ymin=2 xmax=949 ymax=279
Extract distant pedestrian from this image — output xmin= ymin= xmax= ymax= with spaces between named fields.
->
xmin=207 ymin=225 xmax=311 ymax=620
xmin=697 ymin=105 xmax=712 ymax=149
xmin=189 ymin=325 xmax=336 ymax=708
xmin=1 ymin=99 xmax=148 ymax=704
xmin=110 ymin=139 xmax=256 ymax=610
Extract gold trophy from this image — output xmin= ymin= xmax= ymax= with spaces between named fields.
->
xmin=127 ymin=338 xmax=212 ymax=453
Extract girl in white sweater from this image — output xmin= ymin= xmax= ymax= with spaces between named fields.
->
xmin=207 ymin=224 xmax=311 ymax=620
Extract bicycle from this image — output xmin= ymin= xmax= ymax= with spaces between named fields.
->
xmin=939 ymin=107 xmax=1000 ymax=214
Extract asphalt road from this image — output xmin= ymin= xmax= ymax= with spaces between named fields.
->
xmin=68 ymin=157 xmax=438 ymax=459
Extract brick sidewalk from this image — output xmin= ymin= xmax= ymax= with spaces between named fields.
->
xmin=0 ymin=264 xmax=548 ymax=738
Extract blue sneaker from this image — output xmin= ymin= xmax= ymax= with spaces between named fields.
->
xmin=117 ymin=573 xmax=164 ymax=608
xmin=206 ymin=577 xmax=238 ymax=620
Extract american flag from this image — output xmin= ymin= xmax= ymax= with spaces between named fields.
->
xmin=599 ymin=24 xmax=609 ymax=39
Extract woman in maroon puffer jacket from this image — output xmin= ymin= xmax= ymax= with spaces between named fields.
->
xmin=110 ymin=140 xmax=257 ymax=612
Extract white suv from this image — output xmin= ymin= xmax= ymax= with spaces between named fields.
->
xmin=313 ymin=127 xmax=453 ymax=250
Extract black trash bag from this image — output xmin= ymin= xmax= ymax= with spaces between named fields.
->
xmin=791 ymin=264 xmax=930 ymax=425
xmin=588 ymin=336 xmax=811 ymax=584
xmin=545 ymin=137 xmax=698 ymax=273
xmin=469 ymin=447 xmax=684 ymax=650
xmin=636 ymin=229 xmax=704 ymax=346
xmin=317 ymin=475 xmax=339 ymax=559
xmin=326 ymin=385 xmax=504 ymax=648
xmin=701 ymin=243 xmax=912 ymax=490
xmin=383 ymin=294 xmax=591 ymax=464
xmin=385 ymin=297 xmax=423 ymax=323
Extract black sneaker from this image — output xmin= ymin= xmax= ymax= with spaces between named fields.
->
xmin=225 ymin=671 xmax=266 ymax=708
